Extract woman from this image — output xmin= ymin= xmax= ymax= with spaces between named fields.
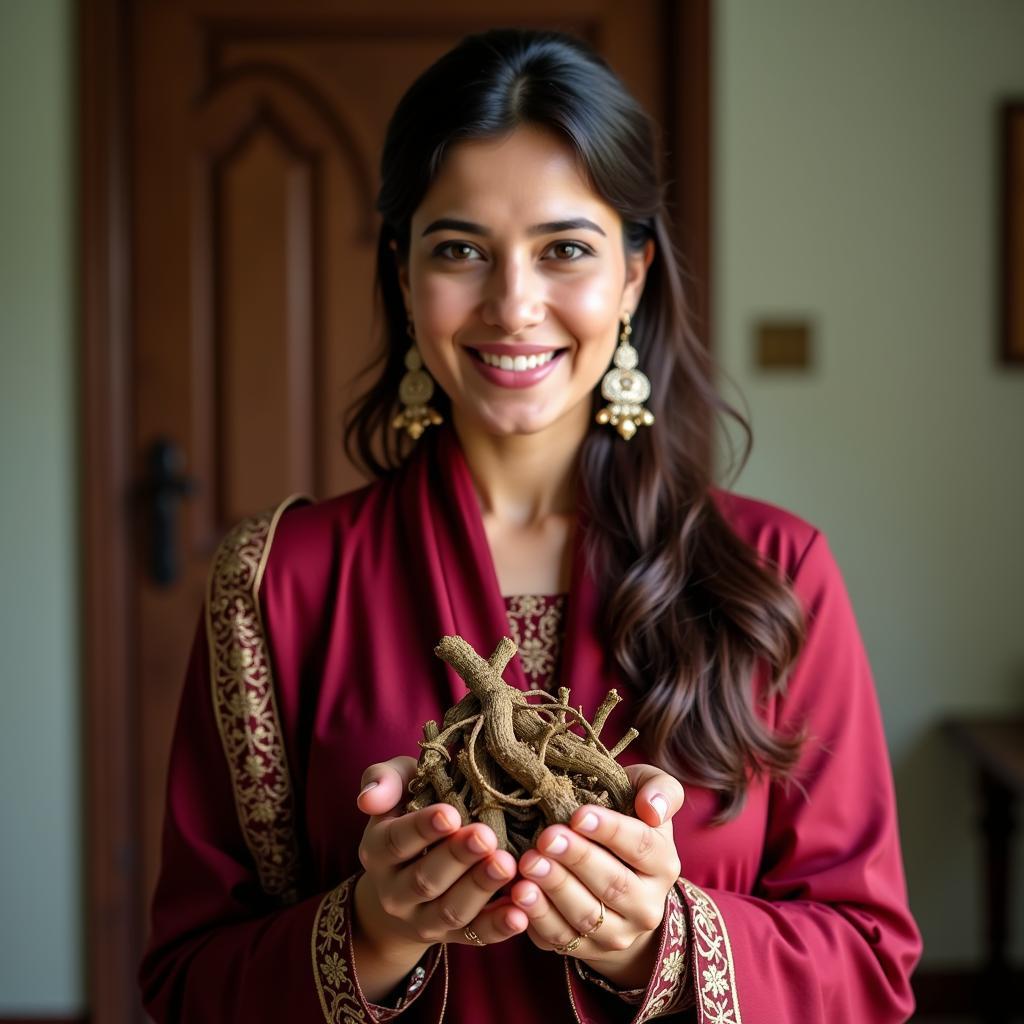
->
xmin=140 ymin=29 xmax=921 ymax=1023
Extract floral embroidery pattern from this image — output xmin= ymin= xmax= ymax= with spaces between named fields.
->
xmin=312 ymin=879 xmax=367 ymax=1023
xmin=635 ymin=884 xmax=691 ymax=1022
xmin=680 ymin=879 xmax=742 ymax=1023
xmin=312 ymin=879 xmax=447 ymax=1024
xmin=505 ymin=593 xmax=567 ymax=690
xmin=564 ymin=884 xmax=692 ymax=1022
xmin=660 ymin=949 xmax=686 ymax=982
xmin=207 ymin=496 xmax=308 ymax=903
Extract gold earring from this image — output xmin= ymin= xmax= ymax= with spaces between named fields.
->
xmin=392 ymin=321 xmax=443 ymax=441
xmin=595 ymin=312 xmax=654 ymax=440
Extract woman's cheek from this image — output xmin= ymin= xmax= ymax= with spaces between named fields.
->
xmin=555 ymin=273 xmax=619 ymax=328
xmin=552 ymin=279 xmax=621 ymax=367
xmin=413 ymin=274 xmax=474 ymax=337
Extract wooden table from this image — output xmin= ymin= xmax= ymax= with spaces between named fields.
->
xmin=945 ymin=716 xmax=1024 ymax=1022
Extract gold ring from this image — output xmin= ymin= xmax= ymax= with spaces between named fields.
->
xmin=580 ymin=900 xmax=606 ymax=939
xmin=554 ymin=934 xmax=584 ymax=955
xmin=463 ymin=927 xmax=486 ymax=947
xmin=554 ymin=899 xmax=606 ymax=954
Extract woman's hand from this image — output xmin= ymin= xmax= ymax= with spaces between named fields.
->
xmin=351 ymin=757 xmax=529 ymax=1000
xmin=509 ymin=765 xmax=685 ymax=989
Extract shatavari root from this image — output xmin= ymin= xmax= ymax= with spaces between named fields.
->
xmin=406 ymin=635 xmax=640 ymax=855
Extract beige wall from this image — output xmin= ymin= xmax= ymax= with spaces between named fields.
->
xmin=715 ymin=0 xmax=1024 ymax=966
xmin=0 ymin=0 xmax=81 ymax=1013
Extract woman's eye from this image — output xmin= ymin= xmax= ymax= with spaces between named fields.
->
xmin=435 ymin=242 xmax=481 ymax=261
xmin=546 ymin=241 xmax=591 ymax=261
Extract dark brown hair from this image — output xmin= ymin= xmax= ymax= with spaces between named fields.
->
xmin=345 ymin=28 xmax=806 ymax=820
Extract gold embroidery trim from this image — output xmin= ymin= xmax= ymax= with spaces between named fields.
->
xmin=681 ymin=879 xmax=743 ymax=1024
xmin=207 ymin=494 xmax=309 ymax=904
xmin=565 ymin=957 xmax=585 ymax=1024
xmin=564 ymin=884 xmax=690 ymax=1022
xmin=504 ymin=594 xmax=567 ymax=691
xmin=312 ymin=879 xmax=367 ymax=1023
xmin=312 ymin=880 xmax=449 ymax=1023
xmin=635 ymin=884 xmax=690 ymax=1022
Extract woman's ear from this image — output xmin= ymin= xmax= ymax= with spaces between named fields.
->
xmin=390 ymin=238 xmax=413 ymax=315
xmin=622 ymin=239 xmax=655 ymax=314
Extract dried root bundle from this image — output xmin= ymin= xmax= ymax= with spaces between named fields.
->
xmin=407 ymin=634 xmax=640 ymax=855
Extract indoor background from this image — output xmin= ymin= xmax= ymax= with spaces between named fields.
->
xmin=1 ymin=0 xmax=1022 ymax=1019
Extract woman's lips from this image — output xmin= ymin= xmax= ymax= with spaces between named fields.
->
xmin=465 ymin=347 xmax=566 ymax=389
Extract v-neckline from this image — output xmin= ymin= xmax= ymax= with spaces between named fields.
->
xmin=402 ymin=424 xmax=613 ymax=717
xmin=437 ymin=426 xmax=591 ymax=695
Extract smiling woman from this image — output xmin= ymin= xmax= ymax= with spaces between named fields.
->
xmin=140 ymin=27 xmax=922 ymax=1024
xmin=396 ymin=126 xmax=650 ymax=440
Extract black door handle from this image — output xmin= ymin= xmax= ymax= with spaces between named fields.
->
xmin=139 ymin=438 xmax=198 ymax=586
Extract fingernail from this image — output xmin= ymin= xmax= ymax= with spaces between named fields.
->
xmin=517 ymin=888 xmax=538 ymax=906
xmin=432 ymin=810 xmax=455 ymax=833
xmin=525 ymin=856 xmax=551 ymax=878
xmin=486 ymin=859 xmax=507 ymax=880
xmin=650 ymin=794 xmax=668 ymax=824
xmin=576 ymin=812 xmax=599 ymax=833
xmin=358 ymin=781 xmax=378 ymax=798
xmin=544 ymin=833 xmax=568 ymax=855
xmin=468 ymin=833 xmax=489 ymax=854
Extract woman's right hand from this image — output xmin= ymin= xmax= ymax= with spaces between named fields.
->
xmin=351 ymin=757 xmax=528 ymax=998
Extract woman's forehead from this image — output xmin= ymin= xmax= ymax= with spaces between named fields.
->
xmin=412 ymin=126 xmax=616 ymax=232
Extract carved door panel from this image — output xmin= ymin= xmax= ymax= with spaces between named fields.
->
xmin=118 ymin=2 xmax=687 ymax=1018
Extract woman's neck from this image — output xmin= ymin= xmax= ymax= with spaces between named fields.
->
xmin=452 ymin=404 xmax=588 ymax=527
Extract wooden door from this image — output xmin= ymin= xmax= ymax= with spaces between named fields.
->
xmin=81 ymin=2 xmax=710 ymax=1019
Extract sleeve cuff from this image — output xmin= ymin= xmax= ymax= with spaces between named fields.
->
xmin=311 ymin=875 xmax=448 ymax=1022
xmin=565 ymin=882 xmax=694 ymax=1022
xmin=677 ymin=878 xmax=741 ymax=1023
xmin=573 ymin=958 xmax=647 ymax=1004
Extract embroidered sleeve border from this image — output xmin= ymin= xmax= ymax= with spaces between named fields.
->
xmin=207 ymin=494 xmax=309 ymax=904
xmin=312 ymin=876 xmax=447 ymax=1023
xmin=564 ymin=883 xmax=694 ymax=1022
xmin=679 ymin=879 xmax=743 ymax=1024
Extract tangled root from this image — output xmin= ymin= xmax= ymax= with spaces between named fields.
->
xmin=407 ymin=635 xmax=639 ymax=855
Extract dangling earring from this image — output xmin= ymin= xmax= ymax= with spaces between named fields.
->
xmin=595 ymin=312 xmax=654 ymax=440
xmin=392 ymin=321 xmax=443 ymax=441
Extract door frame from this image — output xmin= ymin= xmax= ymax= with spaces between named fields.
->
xmin=78 ymin=1 xmax=712 ymax=1018
xmin=80 ymin=0 xmax=140 ymax=1019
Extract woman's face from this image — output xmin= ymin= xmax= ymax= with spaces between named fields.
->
xmin=398 ymin=125 xmax=652 ymax=442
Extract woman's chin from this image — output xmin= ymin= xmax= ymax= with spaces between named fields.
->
xmin=472 ymin=416 xmax=557 ymax=439
xmin=454 ymin=401 xmax=592 ymax=444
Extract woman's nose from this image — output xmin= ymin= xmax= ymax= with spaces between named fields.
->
xmin=480 ymin=256 xmax=545 ymax=335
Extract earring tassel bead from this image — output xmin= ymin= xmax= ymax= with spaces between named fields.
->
xmin=393 ymin=405 xmax=443 ymax=440
xmin=596 ymin=404 xmax=654 ymax=440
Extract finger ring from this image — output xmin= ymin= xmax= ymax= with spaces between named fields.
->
xmin=580 ymin=900 xmax=606 ymax=939
xmin=463 ymin=927 xmax=486 ymax=947
xmin=554 ymin=900 xmax=606 ymax=954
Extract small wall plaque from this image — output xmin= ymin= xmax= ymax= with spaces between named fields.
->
xmin=754 ymin=320 xmax=813 ymax=370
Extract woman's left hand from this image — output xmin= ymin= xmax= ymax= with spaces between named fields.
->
xmin=510 ymin=764 xmax=684 ymax=988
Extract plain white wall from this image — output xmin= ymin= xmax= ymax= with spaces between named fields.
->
xmin=715 ymin=0 xmax=1024 ymax=966
xmin=0 ymin=0 xmax=82 ymax=1012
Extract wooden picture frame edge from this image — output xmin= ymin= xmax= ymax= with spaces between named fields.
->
xmin=1000 ymin=99 xmax=1024 ymax=365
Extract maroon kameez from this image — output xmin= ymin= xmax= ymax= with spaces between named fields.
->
xmin=140 ymin=424 xmax=921 ymax=1022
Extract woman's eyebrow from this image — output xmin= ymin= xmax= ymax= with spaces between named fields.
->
xmin=421 ymin=216 xmax=606 ymax=237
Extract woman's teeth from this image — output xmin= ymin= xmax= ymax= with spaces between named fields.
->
xmin=478 ymin=350 xmax=557 ymax=371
